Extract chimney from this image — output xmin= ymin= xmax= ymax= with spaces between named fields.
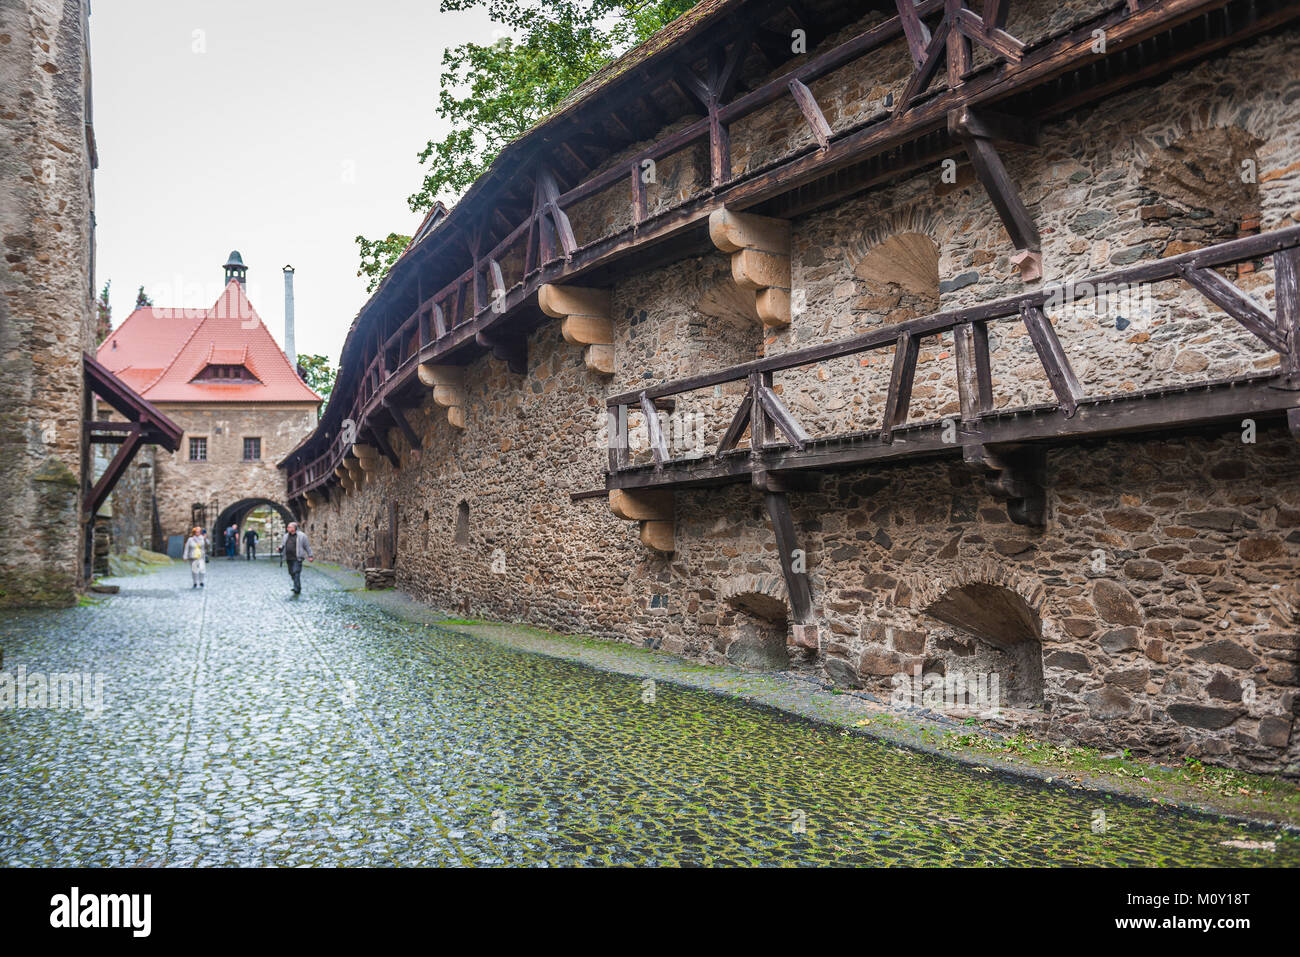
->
xmin=283 ymin=265 xmax=297 ymax=369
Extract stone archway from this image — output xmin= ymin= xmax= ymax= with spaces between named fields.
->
xmin=719 ymin=573 xmax=790 ymax=670
xmin=907 ymin=560 xmax=1046 ymax=708
xmin=214 ymin=497 xmax=295 ymax=554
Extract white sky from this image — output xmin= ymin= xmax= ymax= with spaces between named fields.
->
xmin=91 ymin=0 xmax=499 ymax=363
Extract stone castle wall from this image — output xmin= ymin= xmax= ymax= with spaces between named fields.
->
xmin=301 ymin=28 xmax=1300 ymax=773
xmin=0 ymin=0 xmax=96 ymax=607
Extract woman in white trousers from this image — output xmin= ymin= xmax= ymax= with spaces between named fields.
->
xmin=183 ymin=526 xmax=207 ymax=588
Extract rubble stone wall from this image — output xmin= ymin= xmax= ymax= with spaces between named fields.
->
xmin=0 ymin=0 xmax=96 ymax=607
xmin=301 ymin=28 xmax=1300 ymax=773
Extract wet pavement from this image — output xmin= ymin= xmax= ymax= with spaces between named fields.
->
xmin=1 ymin=558 xmax=1296 ymax=866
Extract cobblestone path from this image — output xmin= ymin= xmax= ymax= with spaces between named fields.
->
xmin=1 ymin=559 xmax=1296 ymax=866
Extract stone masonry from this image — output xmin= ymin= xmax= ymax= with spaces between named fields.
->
xmin=146 ymin=402 xmax=318 ymax=540
xmin=0 ymin=0 xmax=96 ymax=607
xmin=299 ymin=13 xmax=1300 ymax=774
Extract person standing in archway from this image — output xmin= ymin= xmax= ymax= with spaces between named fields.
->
xmin=243 ymin=526 xmax=259 ymax=561
xmin=278 ymin=522 xmax=313 ymax=595
xmin=184 ymin=526 xmax=206 ymax=589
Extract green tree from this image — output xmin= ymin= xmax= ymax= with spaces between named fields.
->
xmin=134 ymin=285 xmax=153 ymax=309
xmin=356 ymin=0 xmax=695 ymax=289
xmin=95 ymin=280 xmax=112 ymax=343
xmin=355 ymin=232 xmax=413 ymax=294
xmin=296 ymin=353 xmax=337 ymax=402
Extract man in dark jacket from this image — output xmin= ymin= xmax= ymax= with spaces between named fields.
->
xmin=243 ymin=527 xmax=259 ymax=560
xmin=279 ymin=523 xmax=314 ymax=595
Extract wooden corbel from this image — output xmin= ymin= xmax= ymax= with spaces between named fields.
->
xmin=538 ymin=284 xmax=614 ymax=375
xmin=964 ymin=443 xmax=1047 ymax=527
xmin=417 ymin=363 xmax=468 ymax=430
xmin=609 ymin=488 xmax=674 ymax=554
xmin=708 ymin=208 xmax=793 ymax=327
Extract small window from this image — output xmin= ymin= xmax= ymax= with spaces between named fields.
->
xmin=243 ymin=437 xmax=261 ymax=461
xmin=189 ymin=437 xmax=207 ymax=461
xmin=455 ymin=500 xmax=470 ymax=545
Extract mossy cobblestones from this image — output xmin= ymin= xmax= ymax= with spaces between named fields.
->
xmin=0 ymin=560 xmax=1295 ymax=866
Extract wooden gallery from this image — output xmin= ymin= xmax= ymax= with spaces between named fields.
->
xmin=280 ymin=0 xmax=1300 ymax=774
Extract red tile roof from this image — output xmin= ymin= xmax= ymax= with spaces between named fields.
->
xmin=96 ymin=281 xmax=320 ymax=404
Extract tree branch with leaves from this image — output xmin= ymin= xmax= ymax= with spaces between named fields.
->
xmin=355 ymin=0 xmax=695 ymax=291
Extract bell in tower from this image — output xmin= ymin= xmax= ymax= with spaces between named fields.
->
xmin=223 ymin=250 xmax=247 ymax=286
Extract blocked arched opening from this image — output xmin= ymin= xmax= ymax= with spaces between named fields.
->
xmin=720 ymin=574 xmax=790 ymax=670
xmin=922 ymin=582 xmax=1044 ymax=708
xmin=853 ymin=231 xmax=940 ymax=324
xmin=1138 ymin=125 xmax=1263 ymax=261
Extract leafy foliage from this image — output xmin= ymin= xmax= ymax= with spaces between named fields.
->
xmin=355 ymin=0 xmax=696 ymax=289
xmin=296 ymin=353 xmax=338 ymax=402
xmin=355 ymin=232 xmax=413 ymax=294
xmin=134 ymin=285 xmax=152 ymax=309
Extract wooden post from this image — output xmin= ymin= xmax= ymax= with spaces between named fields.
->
xmin=1275 ymin=246 xmax=1300 ymax=386
xmin=954 ymin=320 xmax=994 ymax=423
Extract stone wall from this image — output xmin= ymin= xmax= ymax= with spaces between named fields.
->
xmin=301 ymin=28 xmax=1300 ymax=773
xmin=0 ymin=0 xmax=96 ymax=607
xmin=105 ymin=444 xmax=158 ymax=552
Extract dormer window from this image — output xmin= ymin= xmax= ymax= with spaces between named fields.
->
xmin=193 ymin=363 xmax=260 ymax=383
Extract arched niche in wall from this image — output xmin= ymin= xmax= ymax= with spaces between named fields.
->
xmin=852 ymin=231 xmax=941 ymax=324
xmin=1138 ymin=125 xmax=1264 ymax=262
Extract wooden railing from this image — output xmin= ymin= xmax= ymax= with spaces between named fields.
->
xmin=604 ymin=226 xmax=1300 ymax=489
xmin=286 ymin=0 xmax=1297 ymax=502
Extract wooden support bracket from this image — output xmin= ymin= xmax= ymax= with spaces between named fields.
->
xmin=610 ymin=488 xmax=674 ymax=553
xmin=764 ymin=490 xmax=813 ymax=623
xmin=475 ymin=329 xmax=528 ymax=375
xmin=958 ymin=119 xmax=1042 ymax=281
xmin=418 ymin=363 xmax=468 ymax=431
xmin=708 ymin=207 xmax=793 ymax=328
xmin=539 ymin=283 xmax=615 ymax=376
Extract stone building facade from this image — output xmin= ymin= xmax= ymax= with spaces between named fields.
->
xmin=98 ymin=265 xmax=320 ymax=545
xmin=0 ymin=0 xmax=97 ymax=607
xmin=292 ymin=2 xmax=1300 ymax=774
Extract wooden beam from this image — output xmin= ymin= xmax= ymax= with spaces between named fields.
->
xmin=764 ymin=491 xmax=813 ymax=623
xmin=1275 ymin=246 xmax=1300 ymax=386
xmin=962 ymin=133 xmax=1042 ymax=279
xmin=717 ymin=386 xmax=754 ymax=455
xmin=640 ymin=391 xmax=669 ymax=466
xmin=787 ymin=78 xmax=833 ymax=149
xmin=895 ymin=0 xmax=933 ymax=66
xmin=954 ymin=320 xmax=994 ymax=423
xmin=1179 ymin=264 xmax=1288 ymax=353
xmin=757 ymin=386 xmax=809 ymax=450
xmin=881 ymin=331 xmax=920 ymax=443
xmin=84 ymin=430 xmax=143 ymax=516
xmin=947 ymin=104 xmax=1038 ymax=146
xmin=897 ymin=16 xmax=950 ymax=110
xmin=383 ymin=397 xmax=422 ymax=451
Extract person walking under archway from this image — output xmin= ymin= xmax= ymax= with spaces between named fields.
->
xmin=243 ymin=526 xmax=259 ymax=561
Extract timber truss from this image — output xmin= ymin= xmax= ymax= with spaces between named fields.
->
xmin=284 ymin=0 xmax=1300 ymax=509
xmin=83 ymin=354 xmax=183 ymax=518
xmin=604 ymin=228 xmax=1300 ymax=623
